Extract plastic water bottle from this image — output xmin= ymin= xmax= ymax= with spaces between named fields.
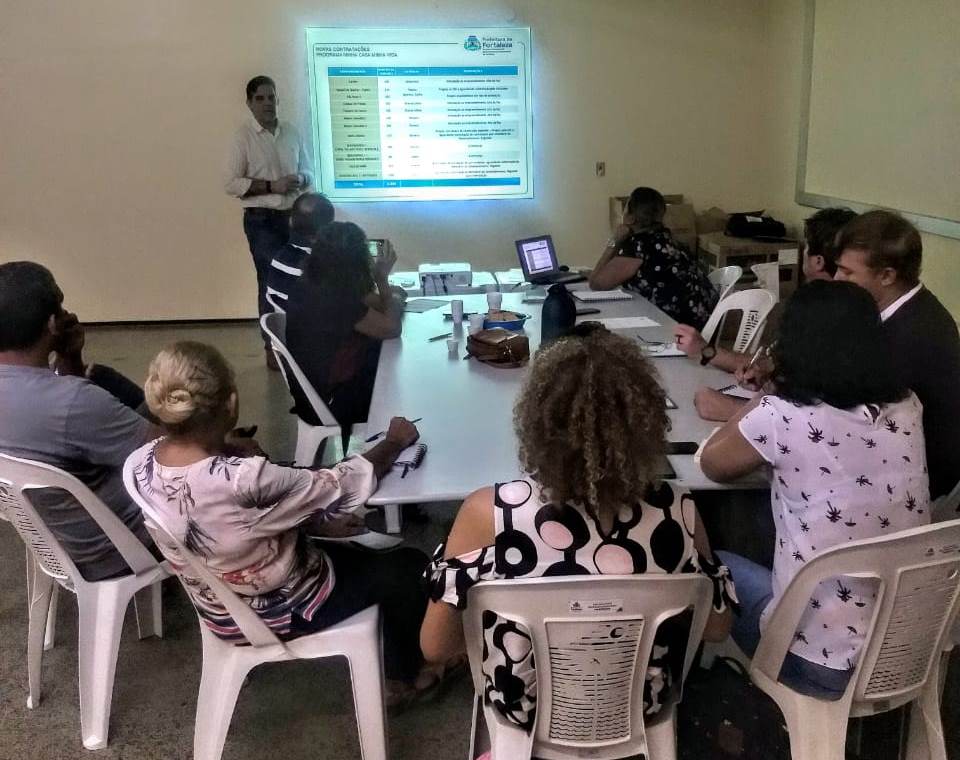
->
xmin=540 ymin=283 xmax=577 ymax=344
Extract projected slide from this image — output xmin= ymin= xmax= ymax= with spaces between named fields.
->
xmin=305 ymin=28 xmax=533 ymax=202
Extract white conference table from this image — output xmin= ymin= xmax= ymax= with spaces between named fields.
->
xmin=365 ymin=286 xmax=767 ymax=530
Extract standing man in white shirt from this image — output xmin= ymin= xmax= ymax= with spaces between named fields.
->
xmin=224 ymin=75 xmax=313 ymax=369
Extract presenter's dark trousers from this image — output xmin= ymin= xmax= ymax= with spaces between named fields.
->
xmin=243 ymin=207 xmax=290 ymax=345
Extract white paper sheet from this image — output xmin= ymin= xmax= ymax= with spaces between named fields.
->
xmin=404 ymin=299 xmax=448 ymax=313
xmin=596 ymin=316 xmax=660 ymax=329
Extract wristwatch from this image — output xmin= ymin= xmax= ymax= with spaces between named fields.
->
xmin=699 ymin=345 xmax=717 ymax=366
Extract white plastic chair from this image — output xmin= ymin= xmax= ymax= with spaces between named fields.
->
xmin=700 ymin=288 xmax=776 ymax=354
xmin=0 ymin=453 xmax=169 ymax=749
xmin=0 ymin=495 xmax=59 ymax=652
xmin=751 ymin=261 xmax=781 ymax=302
xmin=121 ymin=459 xmax=387 ymax=760
xmin=260 ymin=311 xmax=343 ymax=467
xmin=461 ymin=574 xmax=713 ymax=760
xmin=708 ymin=265 xmax=743 ymax=302
xmin=741 ymin=519 xmax=960 ymax=760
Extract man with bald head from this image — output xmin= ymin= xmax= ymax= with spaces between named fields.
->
xmin=266 ymin=192 xmax=335 ymax=312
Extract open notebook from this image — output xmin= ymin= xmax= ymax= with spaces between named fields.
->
xmin=573 ymin=288 xmax=633 ymax=302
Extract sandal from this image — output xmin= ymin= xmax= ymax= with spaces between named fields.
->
xmin=412 ymin=655 xmax=470 ymax=704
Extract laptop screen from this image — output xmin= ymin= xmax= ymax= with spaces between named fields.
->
xmin=515 ymin=235 xmax=559 ymax=279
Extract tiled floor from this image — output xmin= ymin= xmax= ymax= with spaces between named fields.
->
xmin=0 ymin=322 xmax=956 ymax=759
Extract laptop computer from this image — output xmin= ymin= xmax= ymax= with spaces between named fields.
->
xmin=515 ymin=235 xmax=586 ymax=285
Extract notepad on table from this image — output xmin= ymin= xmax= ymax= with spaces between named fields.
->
xmin=596 ymin=316 xmax=660 ymax=330
xmin=573 ymin=288 xmax=633 ymax=302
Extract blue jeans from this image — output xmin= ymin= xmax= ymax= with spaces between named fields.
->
xmin=717 ymin=550 xmax=853 ymax=700
xmin=242 ymin=208 xmax=290 ymax=343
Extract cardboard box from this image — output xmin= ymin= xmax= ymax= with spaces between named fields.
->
xmin=663 ymin=203 xmax=697 ymax=252
xmin=697 ymin=232 xmax=801 ymax=297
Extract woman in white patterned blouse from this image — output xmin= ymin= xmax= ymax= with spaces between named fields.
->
xmin=701 ymin=280 xmax=929 ymax=699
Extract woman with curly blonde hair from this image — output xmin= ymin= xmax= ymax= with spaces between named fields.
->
xmin=420 ymin=324 xmax=734 ymax=734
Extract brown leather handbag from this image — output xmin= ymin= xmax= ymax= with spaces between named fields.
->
xmin=466 ymin=328 xmax=530 ymax=367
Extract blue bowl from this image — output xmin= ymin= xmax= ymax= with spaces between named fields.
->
xmin=483 ymin=312 xmax=529 ymax=331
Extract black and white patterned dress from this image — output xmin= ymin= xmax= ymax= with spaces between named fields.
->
xmin=617 ymin=225 xmax=718 ymax=330
xmin=739 ymin=393 xmax=930 ymax=670
xmin=426 ymin=478 xmax=735 ymax=729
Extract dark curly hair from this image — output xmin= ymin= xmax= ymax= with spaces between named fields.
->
xmin=302 ymin=221 xmax=374 ymax=300
xmin=771 ymin=280 xmax=906 ymax=409
xmin=514 ymin=324 xmax=669 ymax=520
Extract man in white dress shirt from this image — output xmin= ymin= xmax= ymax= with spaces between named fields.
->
xmin=224 ymin=75 xmax=313 ymax=368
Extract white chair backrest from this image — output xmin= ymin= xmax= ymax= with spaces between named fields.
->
xmin=700 ymin=288 xmax=776 ymax=354
xmin=462 ymin=574 xmax=712 ymax=760
xmin=753 ymin=519 xmax=960 ymax=708
xmin=121 ymin=458 xmax=286 ymax=649
xmin=750 ymin=262 xmax=780 ymax=302
xmin=708 ymin=265 xmax=743 ymax=301
xmin=260 ymin=311 xmax=340 ymax=428
xmin=0 ymin=453 xmax=160 ymax=589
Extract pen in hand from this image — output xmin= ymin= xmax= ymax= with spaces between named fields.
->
xmin=365 ymin=418 xmax=423 ymax=443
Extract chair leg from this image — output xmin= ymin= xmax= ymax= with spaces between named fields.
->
xmin=294 ymin=425 xmax=324 ymax=468
xmin=345 ymin=645 xmax=388 ymax=760
xmin=134 ymin=580 xmax=164 ymax=640
xmin=26 ymin=567 xmax=55 ymax=710
xmin=76 ymin=583 xmax=133 ymax=749
xmin=44 ymin=585 xmax=59 ymax=651
xmin=904 ymin=653 xmax=949 ymax=760
xmin=25 ymin=549 xmax=58 ymax=651
xmin=778 ymin=694 xmax=849 ymax=760
xmin=193 ymin=633 xmax=254 ymax=760
xmin=644 ymin=710 xmax=678 ymax=760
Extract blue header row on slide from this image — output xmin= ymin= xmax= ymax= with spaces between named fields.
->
xmin=334 ymin=178 xmax=522 ymax=188
xmin=327 ymin=66 xmax=519 ymax=77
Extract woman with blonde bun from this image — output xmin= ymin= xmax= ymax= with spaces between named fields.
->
xmin=128 ymin=341 xmax=436 ymax=702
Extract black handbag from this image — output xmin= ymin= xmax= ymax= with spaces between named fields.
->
xmin=726 ymin=212 xmax=787 ymax=240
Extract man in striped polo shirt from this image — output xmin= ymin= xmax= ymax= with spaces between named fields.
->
xmin=266 ymin=192 xmax=335 ymax=312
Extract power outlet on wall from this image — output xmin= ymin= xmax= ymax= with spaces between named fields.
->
xmin=595 ymin=161 xmax=606 ymax=177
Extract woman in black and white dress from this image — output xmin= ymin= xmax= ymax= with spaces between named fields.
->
xmin=420 ymin=324 xmax=735 ymax=730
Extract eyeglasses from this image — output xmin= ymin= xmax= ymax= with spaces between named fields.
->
xmin=635 ymin=335 xmax=667 ymax=353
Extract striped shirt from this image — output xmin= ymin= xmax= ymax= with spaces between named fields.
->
xmin=127 ymin=440 xmax=376 ymax=642
xmin=266 ymin=239 xmax=312 ymax=312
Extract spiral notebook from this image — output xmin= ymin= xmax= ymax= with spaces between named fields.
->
xmin=393 ymin=443 xmax=427 ymax=478
xmin=573 ymin=288 xmax=632 ymax=302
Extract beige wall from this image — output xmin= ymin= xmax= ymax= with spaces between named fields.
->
xmin=0 ymin=0 xmax=775 ymax=321
xmin=3 ymin=0 xmax=955 ymax=322
xmin=765 ymin=0 xmax=960 ymax=318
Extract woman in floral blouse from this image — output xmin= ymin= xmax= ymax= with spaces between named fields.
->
xmin=589 ymin=186 xmax=717 ymax=329
xmin=127 ymin=341 xmax=436 ymax=702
